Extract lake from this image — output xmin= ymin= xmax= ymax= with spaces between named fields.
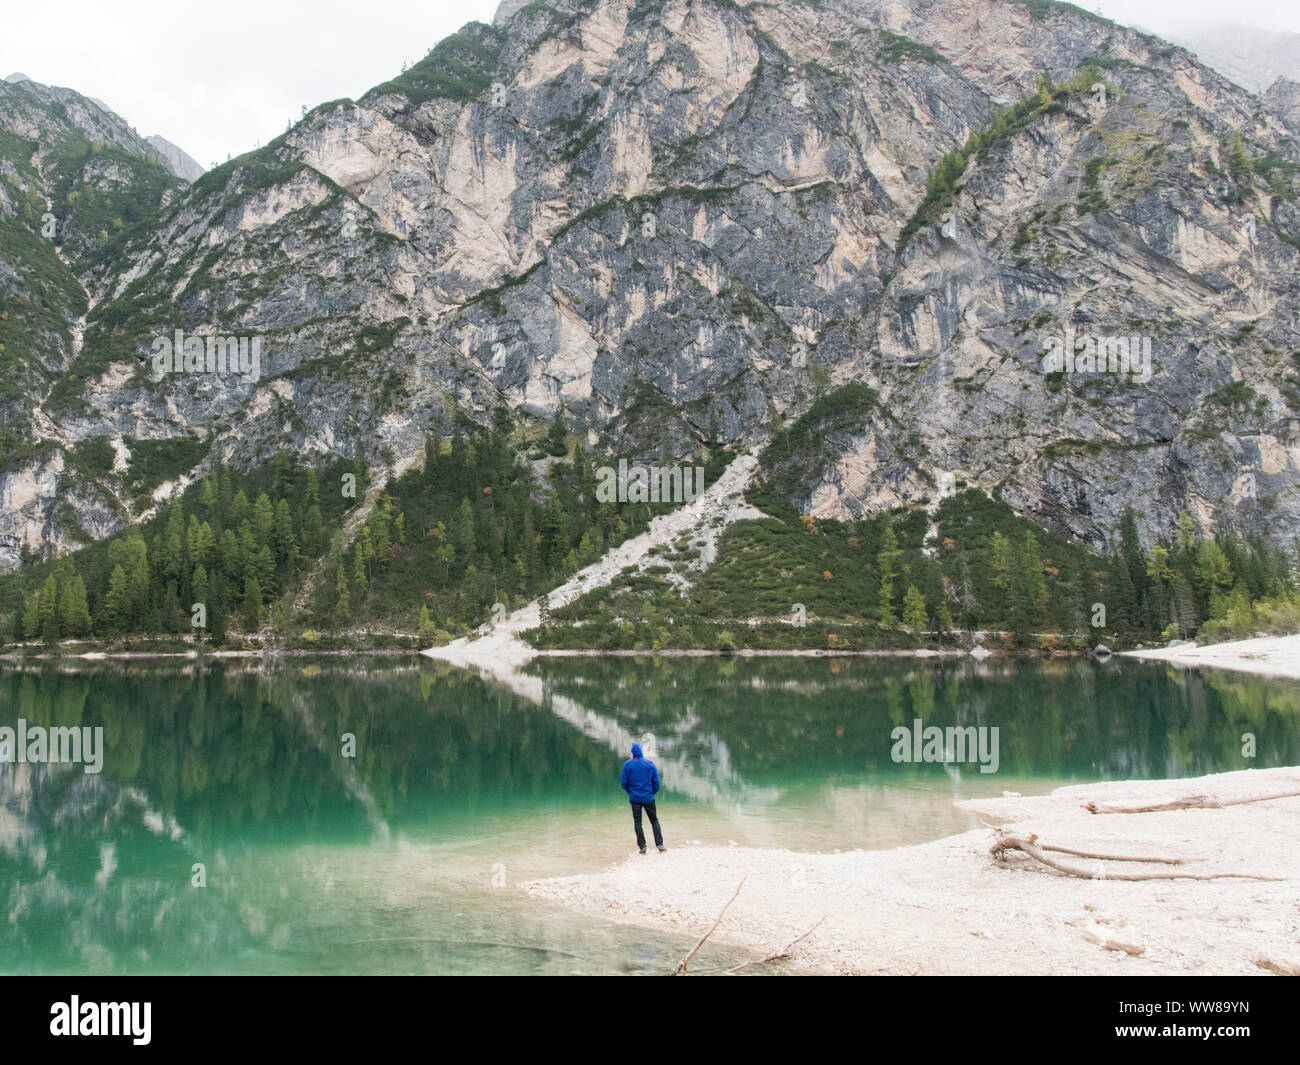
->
xmin=2 ymin=655 xmax=1297 ymax=975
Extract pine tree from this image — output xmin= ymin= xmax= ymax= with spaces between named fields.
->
xmin=1193 ymin=540 xmax=1233 ymax=602
xmin=38 ymin=573 xmax=59 ymax=642
xmin=1110 ymin=554 xmax=1137 ymax=631
xmin=1020 ymin=531 xmax=1048 ymax=622
xmin=186 ymin=514 xmax=214 ymax=565
xmin=1119 ymin=510 xmax=1150 ymax=628
xmin=274 ymin=499 xmax=296 ymax=563
xmin=217 ymin=528 xmax=240 ymax=577
xmin=238 ymin=524 xmax=257 ymax=577
xmin=123 ymin=534 xmax=150 ymax=625
xmin=1171 ymin=575 xmax=1197 ymax=637
xmin=434 ymin=521 xmax=455 ymax=577
xmin=989 ymin=531 xmax=1013 ymax=597
xmin=368 ymin=500 xmax=391 ymax=567
xmin=251 ymin=546 xmax=276 ymax=594
xmin=417 ymin=604 xmax=435 ymax=639
xmin=272 ymin=451 xmax=294 ymax=498
xmin=302 ymin=505 xmax=325 ymax=557
xmin=101 ymin=564 xmax=129 ymax=633
xmin=353 ymin=537 xmax=368 ymax=592
xmin=230 ymin=489 xmax=251 ymax=528
xmin=902 ymin=585 xmax=929 ymax=635
xmin=209 ymin=575 xmax=228 ymax=645
xmin=1007 ymin=560 xmax=1033 ymax=646
xmin=252 ymin=493 xmax=275 ymax=546
xmin=935 ymin=600 xmax=955 ymax=636
xmin=1146 ymin=544 xmax=1174 ymax=630
xmin=454 ymin=498 xmax=475 ymax=558
xmin=875 ymin=520 xmax=902 ymax=627
xmin=958 ymin=554 xmax=977 ymax=633
xmin=335 ymin=562 xmax=351 ymax=619
xmin=22 ymin=591 xmax=41 ymax=639
xmin=546 ymin=404 xmax=568 ymax=457
xmin=540 ymin=493 xmax=568 ymax=571
xmin=192 ymin=564 xmax=209 ymax=607
xmin=217 ymin=461 xmax=233 ymax=511
xmin=573 ymin=441 xmax=590 ymax=489
xmin=242 ymin=576 xmax=263 ymax=630
xmin=58 ymin=574 xmax=92 ymax=637
xmin=161 ymin=505 xmax=185 ymax=581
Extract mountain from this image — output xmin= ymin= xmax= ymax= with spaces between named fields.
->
xmin=0 ymin=73 xmax=193 ymax=567
xmin=1160 ymin=23 xmax=1300 ymax=95
xmin=145 ymin=135 xmax=205 ymax=182
xmin=2 ymin=0 xmax=1299 ymax=580
xmin=1 ymin=73 xmax=202 ymax=182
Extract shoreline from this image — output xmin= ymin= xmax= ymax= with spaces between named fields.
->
xmin=422 ymin=634 xmax=978 ymax=667
xmin=4 ymin=631 xmax=1298 ymax=667
xmin=0 ymin=647 xmax=419 ymax=662
xmin=1121 ymin=634 xmax=1300 ymax=681
xmin=0 ymin=643 xmax=974 ymax=663
xmin=524 ymin=765 xmax=1300 ymax=975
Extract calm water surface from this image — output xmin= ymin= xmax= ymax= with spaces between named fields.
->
xmin=1 ymin=655 xmax=1297 ymax=974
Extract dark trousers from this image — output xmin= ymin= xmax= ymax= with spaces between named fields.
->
xmin=630 ymin=800 xmax=663 ymax=849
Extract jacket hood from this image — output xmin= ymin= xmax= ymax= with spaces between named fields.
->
xmin=630 ymin=743 xmax=643 ymax=758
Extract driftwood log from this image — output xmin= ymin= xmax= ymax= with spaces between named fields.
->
xmin=1083 ymin=789 xmax=1300 ymax=815
xmin=990 ymin=830 xmax=1283 ymax=882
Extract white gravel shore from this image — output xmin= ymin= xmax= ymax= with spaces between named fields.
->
xmin=1123 ymin=634 xmax=1300 ymax=680
xmin=524 ymin=766 xmax=1300 ymax=975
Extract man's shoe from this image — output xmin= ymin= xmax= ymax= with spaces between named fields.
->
xmin=657 ymin=846 xmax=666 ymax=852
xmin=639 ymin=848 xmax=646 ymax=854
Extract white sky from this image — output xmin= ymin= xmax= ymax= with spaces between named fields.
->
xmin=1 ymin=0 xmax=1297 ymax=169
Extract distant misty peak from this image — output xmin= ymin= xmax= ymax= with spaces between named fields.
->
xmin=1160 ymin=22 xmax=1300 ymax=94
xmin=146 ymin=135 xmax=205 ymax=182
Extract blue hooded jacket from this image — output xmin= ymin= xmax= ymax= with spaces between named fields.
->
xmin=620 ymin=743 xmax=660 ymax=803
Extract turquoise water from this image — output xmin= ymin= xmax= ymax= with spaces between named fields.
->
xmin=1 ymin=655 xmax=1296 ymax=974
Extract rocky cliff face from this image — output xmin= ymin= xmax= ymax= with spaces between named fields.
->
xmin=3 ymin=0 xmax=1299 ymax=570
xmin=145 ymin=136 xmax=205 ymax=183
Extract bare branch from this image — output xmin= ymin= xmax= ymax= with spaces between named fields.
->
xmin=723 ymin=916 xmax=827 ymax=974
xmin=674 ymin=875 xmax=746 ymax=976
xmin=1039 ymin=842 xmax=1186 ymax=864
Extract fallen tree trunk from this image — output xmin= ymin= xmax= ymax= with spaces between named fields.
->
xmin=1083 ymin=789 xmax=1300 ymax=815
xmin=990 ymin=831 xmax=1283 ymax=882
xmin=1039 ymin=842 xmax=1185 ymax=865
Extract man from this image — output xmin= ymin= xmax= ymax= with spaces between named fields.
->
xmin=620 ymin=742 xmax=665 ymax=854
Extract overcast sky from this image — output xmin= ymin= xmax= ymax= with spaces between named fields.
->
xmin=2 ymin=0 xmax=1297 ymax=169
